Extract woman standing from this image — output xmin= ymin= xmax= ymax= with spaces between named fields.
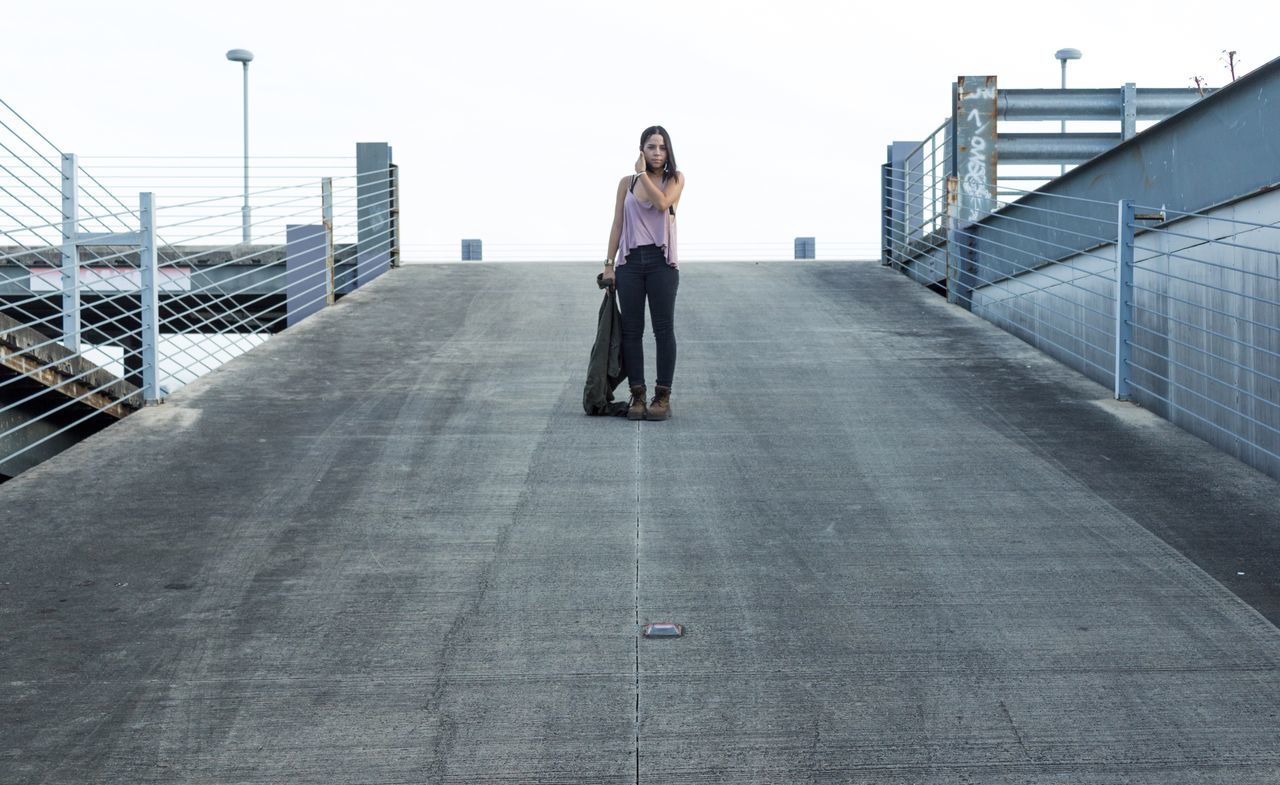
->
xmin=602 ymin=125 xmax=685 ymax=421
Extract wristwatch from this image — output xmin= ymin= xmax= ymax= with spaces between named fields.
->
xmin=603 ymin=259 xmax=614 ymax=267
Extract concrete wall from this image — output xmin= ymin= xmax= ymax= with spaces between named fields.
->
xmin=973 ymin=188 xmax=1280 ymax=479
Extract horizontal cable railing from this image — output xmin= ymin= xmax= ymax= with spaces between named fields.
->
xmin=882 ymin=119 xmax=953 ymax=253
xmin=0 ymin=98 xmax=399 ymax=480
xmin=881 ymin=159 xmax=1280 ymax=479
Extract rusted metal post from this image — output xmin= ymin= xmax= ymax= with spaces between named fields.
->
xmin=945 ymin=174 xmax=958 ymax=305
xmin=955 ymin=75 xmax=998 ymax=225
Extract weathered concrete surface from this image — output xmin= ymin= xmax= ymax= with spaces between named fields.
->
xmin=1 ymin=261 xmax=1278 ymax=784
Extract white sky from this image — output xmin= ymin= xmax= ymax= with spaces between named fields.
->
xmin=2 ymin=0 xmax=1273 ymax=260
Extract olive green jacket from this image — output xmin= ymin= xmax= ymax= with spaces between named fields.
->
xmin=583 ymin=274 xmax=629 ymax=416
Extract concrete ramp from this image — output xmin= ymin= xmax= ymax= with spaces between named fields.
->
xmin=2 ymin=262 xmax=1278 ymax=783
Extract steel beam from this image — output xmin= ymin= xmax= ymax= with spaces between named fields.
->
xmin=997 ymin=87 xmax=1214 ymax=121
xmin=997 ymin=133 xmax=1123 ymax=164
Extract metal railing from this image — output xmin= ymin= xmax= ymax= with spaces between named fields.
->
xmin=882 ymin=119 xmax=953 ymax=266
xmin=881 ymin=161 xmax=1280 ymax=479
xmin=0 ymin=99 xmax=398 ymax=480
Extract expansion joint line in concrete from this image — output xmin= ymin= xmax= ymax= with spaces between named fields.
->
xmin=633 ymin=422 xmax=642 ymax=785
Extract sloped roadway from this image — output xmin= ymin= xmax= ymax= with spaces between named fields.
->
xmin=2 ymin=261 xmax=1279 ymax=784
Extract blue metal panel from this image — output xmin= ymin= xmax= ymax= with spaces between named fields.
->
xmin=887 ymin=141 xmax=921 ymax=265
xmin=286 ymin=225 xmax=328 ymax=328
xmin=356 ymin=142 xmax=393 ymax=287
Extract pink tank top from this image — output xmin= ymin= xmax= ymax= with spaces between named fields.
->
xmin=618 ymin=175 xmax=678 ymax=268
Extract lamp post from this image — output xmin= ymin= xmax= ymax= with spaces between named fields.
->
xmin=1055 ymin=48 xmax=1082 ymax=176
xmin=226 ymin=48 xmax=254 ymax=244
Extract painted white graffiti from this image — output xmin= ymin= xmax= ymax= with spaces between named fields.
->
xmin=960 ymin=92 xmax=994 ymax=222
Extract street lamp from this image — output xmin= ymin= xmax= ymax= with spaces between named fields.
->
xmin=1055 ymin=48 xmax=1082 ymax=176
xmin=226 ymin=48 xmax=254 ymax=244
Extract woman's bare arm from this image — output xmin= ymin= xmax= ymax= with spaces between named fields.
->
xmin=633 ymin=170 xmax=685 ymax=212
xmin=606 ymin=176 xmax=630 ymax=263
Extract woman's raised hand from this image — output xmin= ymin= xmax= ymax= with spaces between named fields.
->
xmin=634 ymin=153 xmax=645 ymax=174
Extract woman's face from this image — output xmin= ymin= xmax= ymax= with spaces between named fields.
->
xmin=641 ymin=134 xmax=668 ymax=172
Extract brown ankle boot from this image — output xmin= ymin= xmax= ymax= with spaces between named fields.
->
xmin=627 ymin=385 xmax=648 ymax=420
xmin=647 ymin=385 xmax=672 ymax=421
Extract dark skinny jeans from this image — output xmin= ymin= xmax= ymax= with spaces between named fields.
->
xmin=616 ymin=244 xmax=679 ymax=390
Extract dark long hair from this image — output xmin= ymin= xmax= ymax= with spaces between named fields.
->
xmin=639 ymin=125 xmax=677 ymax=182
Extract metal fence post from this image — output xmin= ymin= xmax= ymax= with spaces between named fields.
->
xmin=1121 ymin=83 xmax=1138 ymax=141
xmin=945 ymin=175 xmax=958 ymax=304
xmin=880 ymin=151 xmax=892 ymax=265
xmin=322 ymin=177 xmax=335 ymax=305
xmin=138 ymin=192 xmax=162 ymax=403
xmin=60 ymin=153 xmax=81 ymax=351
xmin=389 ymin=164 xmax=401 ymax=268
xmin=1115 ymin=199 xmax=1135 ymax=400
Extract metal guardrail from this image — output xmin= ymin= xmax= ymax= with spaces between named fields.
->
xmin=0 ymin=99 xmax=399 ymax=480
xmin=881 ymin=120 xmax=953 ymax=267
xmin=881 ymin=78 xmax=1216 ymax=243
xmin=881 ymin=162 xmax=1280 ymax=480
